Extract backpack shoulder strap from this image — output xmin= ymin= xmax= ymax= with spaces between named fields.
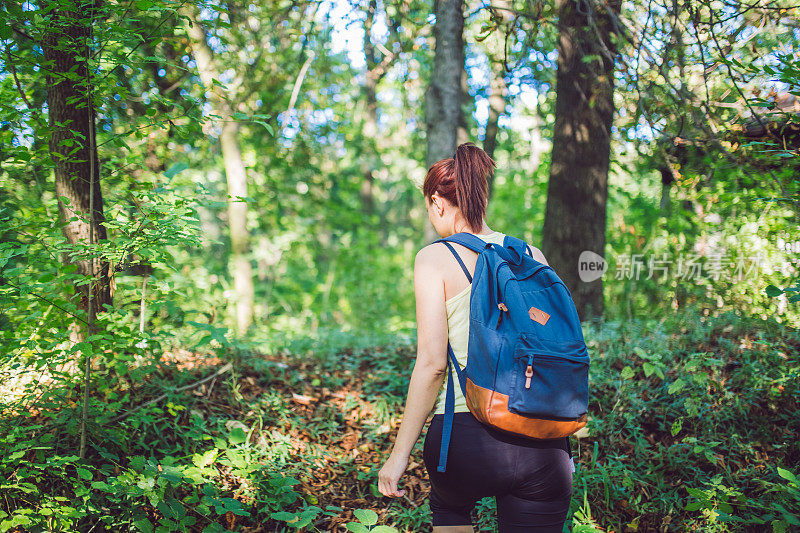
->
xmin=433 ymin=232 xmax=492 ymax=283
xmin=437 ymin=342 xmax=466 ymax=473
xmin=436 ymin=232 xmax=492 ymax=253
xmin=437 ymin=241 xmax=472 ymax=283
xmin=502 ymin=234 xmax=546 ymax=267
xmin=503 ymin=234 xmax=533 ymax=256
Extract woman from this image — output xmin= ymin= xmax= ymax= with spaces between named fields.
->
xmin=377 ymin=143 xmax=574 ymax=532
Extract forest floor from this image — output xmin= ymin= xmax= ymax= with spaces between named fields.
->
xmin=2 ymin=307 xmax=799 ymax=532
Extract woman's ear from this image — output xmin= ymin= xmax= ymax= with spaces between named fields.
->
xmin=431 ymin=193 xmax=444 ymax=216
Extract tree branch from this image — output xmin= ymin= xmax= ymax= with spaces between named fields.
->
xmin=107 ymin=363 xmax=233 ymax=424
xmin=4 ymin=47 xmax=32 ymax=109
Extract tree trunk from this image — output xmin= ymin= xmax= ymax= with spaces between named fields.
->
xmin=482 ymin=0 xmax=513 ymax=197
xmin=220 ymin=120 xmax=255 ymax=334
xmin=528 ymin=107 xmax=545 ymax=174
xmin=541 ymin=0 xmax=620 ymax=320
xmin=483 ymin=70 xmax=507 ymax=199
xmin=43 ymin=5 xmax=112 ymax=338
xmin=184 ymin=8 xmax=254 ymax=334
xmin=458 ymin=59 xmax=470 ymax=146
xmin=483 ymin=71 xmax=506 ymax=163
xmin=424 ymin=0 xmax=465 ymax=241
xmin=361 ymin=0 xmax=379 ymax=216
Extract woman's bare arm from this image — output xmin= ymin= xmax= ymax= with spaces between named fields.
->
xmin=378 ymin=245 xmax=449 ymax=497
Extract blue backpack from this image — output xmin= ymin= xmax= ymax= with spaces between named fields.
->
xmin=433 ymin=232 xmax=589 ymax=473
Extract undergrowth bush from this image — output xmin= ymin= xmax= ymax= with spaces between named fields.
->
xmin=0 ymin=306 xmax=798 ymax=532
xmin=571 ymin=308 xmax=800 ymax=532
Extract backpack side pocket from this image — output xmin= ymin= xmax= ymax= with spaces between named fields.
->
xmin=507 ymin=334 xmax=589 ymax=419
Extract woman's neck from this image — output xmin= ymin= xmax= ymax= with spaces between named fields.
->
xmin=452 ymin=220 xmax=493 ymax=235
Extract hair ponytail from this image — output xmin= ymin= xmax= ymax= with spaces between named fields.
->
xmin=423 ymin=142 xmax=496 ymax=232
xmin=453 ymin=142 xmax=495 ymax=232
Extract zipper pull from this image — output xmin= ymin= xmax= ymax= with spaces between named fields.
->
xmin=496 ymin=302 xmax=508 ymax=329
xmin=525 ymin=354 xmax=534 ymax=389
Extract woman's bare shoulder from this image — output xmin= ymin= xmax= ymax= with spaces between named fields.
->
xmin=413 ymin=244 xmax=448 ymax=298
xmin=415 ymin=241 xmax=451 ymax=263
xmin=527 ymin=244 xmax=549 ymax=266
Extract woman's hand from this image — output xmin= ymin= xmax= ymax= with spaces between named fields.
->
xmin=378 ymin=452 xmax=408 ymax=497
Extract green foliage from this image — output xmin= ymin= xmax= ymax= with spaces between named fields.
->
xmin=1 ymin=303 xmax=798 ymax=531
xmin=568 ymin=308 xmax=800 ymax=531
xmin=346 ymin=509 xmax=398 ymax=533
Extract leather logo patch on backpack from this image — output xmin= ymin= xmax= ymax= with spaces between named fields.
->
xmin=529 ymin=306 xmax=550 ymax=325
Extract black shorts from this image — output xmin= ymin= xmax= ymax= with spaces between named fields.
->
xmin=422 ymin=412 xmax=573 ymax=532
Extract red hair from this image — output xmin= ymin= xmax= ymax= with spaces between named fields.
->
xmin=423 ymin=142 xmax=496 ymax=232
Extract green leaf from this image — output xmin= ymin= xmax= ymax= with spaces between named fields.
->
xmin=271 ymin=511 xmax=297 ymax=522
xmin=225 ymin=449 xmax=247 ymax=469
xmin=201 ymin=523 xmax=225 ymax=533
xmin=371 ymin=527 xmax=398 ymax=533
xmin=346 ymin=523 xmax=369 ymax=533
xmin=671 ymin=418 xmax=683 ymax=436
xmin=254 ymin=120 xmax=274 ymax=134
xmin=76 ymin=467 xmax=92 ymax=480
xmin=353 ymin=509 xmax=378 ymax=526
xmin=220 ymin=497 xmax=249 ymax=516
xmin=668 ymin=378 xmax=685 ymax=395
xmin=686 ymin=487 xmax=707 ymax=499
xmin=157 ymin=499 xmax=176 ymax=520
xmin=133 ymin=519 xmax=154 ymax=533
xmin=777 ymin=467 xmax=797 ymax=484
xmin=228 ymin=427 xmax=247 ymax=445
xmin=766 ymin=285 xmax=784 ymax=297
xmin=786 ymin=512 xmax=800 ymax=526
xmin=620 ymin=366 xmax=634 ymax=379
xmin=164 ymin=162 xmax=189 ymax=179
xmin=293 ymin=511 xmax=316 ymax=528
xmin=193 ymin=449 xmax=218 ymax=468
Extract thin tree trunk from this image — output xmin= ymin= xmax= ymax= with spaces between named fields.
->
xmin=483 ymin=70 xmax=506 ymax=198
xmin=42 ymin=0 xmax=109 ymax=460
xmin=483 ymin=71 xmax=506 ymax=164
xmin=361 ymin=0 xmax=379 ymax=216
xmin=542 ymin=0 xmax=620 ymax=320
xmin=43 ymin=4 xmax=112 ymax=340
xmin=184 ymin=8 xmax=254 ymax=334
xmin=458 ymin=60 xmax=470 ymax=146
xmin=529 ymin=106 xmax=545 ymax=173
xmin=483 ymin=0 xmax=513 ymax=197
xmin=425 ymin=0 xmax=465 ymax=241
xmin=220 ymin=120 xmax=255 ymax=334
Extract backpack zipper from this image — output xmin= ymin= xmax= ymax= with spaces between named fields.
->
xmin=496 ymin=302 xmax=508 ymax=329
xmin=524 ymin=354 xmax=534 ymax=389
